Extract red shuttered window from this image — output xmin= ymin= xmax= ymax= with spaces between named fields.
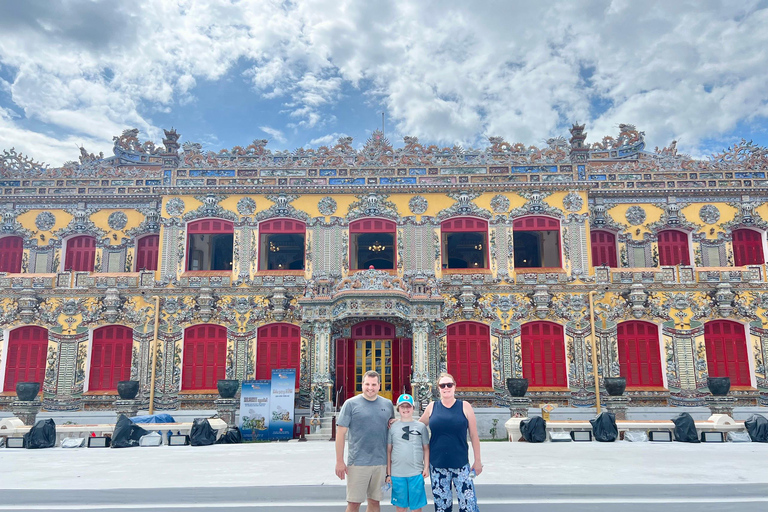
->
xmin=446 ymin=322 xmax=491 ymax=388
xmin=704 ymin=320 xmax=751 ymax=387
xmin=391 ymin=338 xmax=412 ymax=404
xmin=591 ymin=230 xmax=618 ymax=268
xmin=257 ymin=323 xmax=301 ymax=388
xmin=617 ymin=321 xmax=663 ymax=387
xmin=0 ymin=236 xmax=23 ymax=273
xmin=3 ymin=326 xmax=48 ymax=392
xmin=135 ymin=235 xmax=160 ymax=271
xmin=521 ymin=322 xmax=567 ymax=387
xmin=335 ymin=337 xmax=355 ymax=403
xmin=65 ymin=236 xmax=96 ymax=272
xmin=732 ymin=229 xmax=764 ymax=267
xmin=89 ymin=325 xmax=133 ymax=391
xmin=182 ymin=325 xmax=227 ymax=390
xmin=657 ymin=230 xmax=690 ymax=266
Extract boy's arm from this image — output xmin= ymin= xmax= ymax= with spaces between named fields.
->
xmin=422 ymin=444 xmax=430 ymax=478
xmin=386 ymin=444 xmax=393 ymax=482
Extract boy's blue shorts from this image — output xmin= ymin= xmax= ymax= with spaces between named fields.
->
xmin=391 ymin=474 xmax=427 ymax=510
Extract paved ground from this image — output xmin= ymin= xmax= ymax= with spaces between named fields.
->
xmin=1 ymin=440 xmax=767 ymax=510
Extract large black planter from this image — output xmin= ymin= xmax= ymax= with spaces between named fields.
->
xmin=506 ymin=378 xmax=529 ymax=397
xmin=117 ymin=380 xmax=139 ymax=400
xmin=604 ymin=377 xmax=627 ymax=396
xmin=217 ymin=379 xmax=240 ymax=399
xmin=16 ymin=382 xmax=40 ymax=401
xmin=707 ymin=377 xmax=731 ymax=396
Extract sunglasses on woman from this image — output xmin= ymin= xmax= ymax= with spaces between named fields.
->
xmin=438 ymin=382 xmax=455 ymax=389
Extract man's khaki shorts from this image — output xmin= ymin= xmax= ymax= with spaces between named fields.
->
xmin=346 ymin=464 xmax=386 ymax=503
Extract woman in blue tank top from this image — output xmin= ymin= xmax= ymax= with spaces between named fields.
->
xmin=419 ymin=373 xmax=482 ymax=512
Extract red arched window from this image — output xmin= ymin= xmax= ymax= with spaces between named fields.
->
xmin=349 ymin=219 xmax=397 ymax=270
xmin=182 ymin=324 xmax=227 ymax=390
xmin=135 ymin=235 xmax=160 ymax=271
xmin=3 ymin=326 xmax=48 ymax=392
xmin=89 ymin=325 xmax=133 ymax=391
xmin=446 ymin=322 xmax=491 ymax=387
xmin=441 ymin=218 xmax=488 ymax=269
xmin=521 ymin=321 xmax=567 ymax=387
xmin=259 ymin=219 xmax=306 ymax=271
xmin=704 ymin=320 xmax=751 ymax=387
xmin=591 ymin=230 xmax=618 ymax=267
xmin=732 ymin=229 xmax=764 ymax=267
xmin=0 ymin=236 xmax=23 ymax=273
xmin=186 ymin=219 xmax=234 ymax=271
xmin=65 ymin=235 xmax=96 ymax=271
xmin=257 ymin=323 xmax=301 ymax=388
xmin=617 ymin=321 xmax=663 ymax=387
xmin=513 ymin=216 xmax=562 ymax=268
xmin=657 ymin=230 xmax=690 ymax=266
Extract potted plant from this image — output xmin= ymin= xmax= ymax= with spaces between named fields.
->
xmin=506 ymin=378 xmax=529 ymax=397
xmin=707 ymin=376 xmax=730 ymax=396
xmin=117 ymin=380 xmax=140 ymax=400
xmin=16 ymin=382 xmax=40 ymax=401
xmin=217 ymin=379 xmax=240 ymax=399
xmin=604 ymin=377 xmax=627 ymax=396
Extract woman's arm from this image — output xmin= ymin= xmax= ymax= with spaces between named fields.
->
xmin=418 ymin=401 xmax=434 ymax=426
xmin=464 ymin=401 xmax=482 ymax=476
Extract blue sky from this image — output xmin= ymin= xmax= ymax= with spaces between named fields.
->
xmin=1 ymin=0 xmax=768 ymax=166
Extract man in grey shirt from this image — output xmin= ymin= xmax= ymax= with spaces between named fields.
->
xmin=335 ymin=370 xmax=395 ymax=512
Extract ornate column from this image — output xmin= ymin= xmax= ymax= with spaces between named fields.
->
xmin=666 ymin=323 xmax=703 ymax=406
xmin=311 ymin=321 xmax=332 ymax=412
xmin=411 ymin=320 xmax=431 ymax=412
xmin=43 ymin=331 xmax=86 ymax=411
xmin=159 ymin=218 xmax=182 ymax=284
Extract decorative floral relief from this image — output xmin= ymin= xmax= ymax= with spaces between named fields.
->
xmin=563 ymin=192 xmax=584 ymax=212
xmin=699 ymin=204 xmax=720 ymax=225
xmin=490 ymin=194 xmax=510 ymax=213
xmin=165 ymin=198 xmax=185 ymax=217
xmin=625 ymin=206 xmax=646 ymax=226
xmin=237 ymin=197 xmax=256 ymax=216
xmin=35 ymin=211 xmax=56 ymax=231
xmin=408 ymin=195 xmax=428 ymax=215
xmin=107 ymin=211 xmax=128 ymax=231
xmin=318 ymin=196 xmax=337 ymax=216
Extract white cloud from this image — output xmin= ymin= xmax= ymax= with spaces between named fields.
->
xmin=308 ymin=132 xmax=348 ymax=147
xmin=259 ymin=125 xmax=287 ymax=144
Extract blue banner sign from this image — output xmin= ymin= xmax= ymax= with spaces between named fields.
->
xmin=269 ymin=369 xmax=296 ymax=440
xmin=239 ymin=380 xmax=271 ymax=441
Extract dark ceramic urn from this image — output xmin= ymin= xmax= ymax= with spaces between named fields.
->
xmin=506 ymin=378 xmax=529 ymax=397
xmin=217 ymin=379 xmax=240 ymax=399
xmin=16 ymin=382 xmax=40 ymax=401
xmin=117 ymin=380 xmax=140 ymax=400
xmin=707 ymin=377 xmax=731 ymax=396
xmin=604 ymin=377 xmax=627 ymax=396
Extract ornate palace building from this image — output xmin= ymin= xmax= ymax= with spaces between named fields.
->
xmin=0 ymin=124 xmax=767 ymax=413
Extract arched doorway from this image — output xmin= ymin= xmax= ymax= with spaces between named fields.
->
xmin=335 ymin=320 xmax=411 ymax=404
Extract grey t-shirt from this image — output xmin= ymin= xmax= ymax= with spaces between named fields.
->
xmin=388 ymin=420 xmax=429 ymax=477
xmin=337 ymin=395 xmax=395 ymax=466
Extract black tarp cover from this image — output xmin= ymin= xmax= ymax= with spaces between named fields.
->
xmin=520 ymin=416 xmax=547 ymax=443
xmin=215 ymin=427 xmax=243 ymax=444
xmin=190 ymin=418 xmax=217 ymax=446
xmin=24 ymin=418 xmax=56 ymax=449
xmin=744 ymin=414 xmax=768 ymax=442
xmin=671 ymin=412 xmax=700 ymax=443
xmin=111 ymin=414 xmax=150 ymax=448
xmin=590 ymin=412 xmax=618 ymax=442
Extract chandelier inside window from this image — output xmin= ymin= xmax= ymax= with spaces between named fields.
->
xmin=269 ymin=241 xmax=280 ymax=252
xmin=368 ymin=241 xmax=386 ymax=252
xmin=474 ymin=243 xmax=483 ymax=250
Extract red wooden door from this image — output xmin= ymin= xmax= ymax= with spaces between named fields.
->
xmin=0 ymin=236 xmax=23 ymax=273
xmin=135 ymin=235 xmax=160 ymax=271
xmin=590 ymin=230 xmax=617 ymax=267
xmin=732 ymin=229 xmax=764 ymax=266
xmin=65 ymin=236 xmax=96 ymax=271
xmin=335 ymin=337 xmax=355 ymax=403
xmin=256 ymin=323 xmax=301 ymax=387
xmin=182 ymin=325 xmax=227 ymax=390
xmin=617 ymin=321 xmax=663 ymax=387
xmin=391 ymin=338 xmax=412 ymax=402
xmin=704 ymin=320 xmax=751 ymax=386
xmin=4 ymin=326 xmax=48 ymax=392
xmin=521 ymin=322 xmax=567 ymax=387
xmin=446 ymin=322 xmax=492 ymax=387
xmin=657 ymin=230 xmax=690 ymax=266
xmin=89 ymin=325 xmax=133 ymax=391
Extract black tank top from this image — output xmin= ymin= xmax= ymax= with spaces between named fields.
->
xmin=429 ymin=399 xmax=469 ymax=468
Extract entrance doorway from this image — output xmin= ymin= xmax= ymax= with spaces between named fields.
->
xmin=335 ymin=320 xmax=412 ymax=405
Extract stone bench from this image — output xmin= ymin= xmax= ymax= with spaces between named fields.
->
xmin=504 ymin=414 xmax=744 ymax=442
xmin=0 ymin=417 xmax=227 ymax=446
